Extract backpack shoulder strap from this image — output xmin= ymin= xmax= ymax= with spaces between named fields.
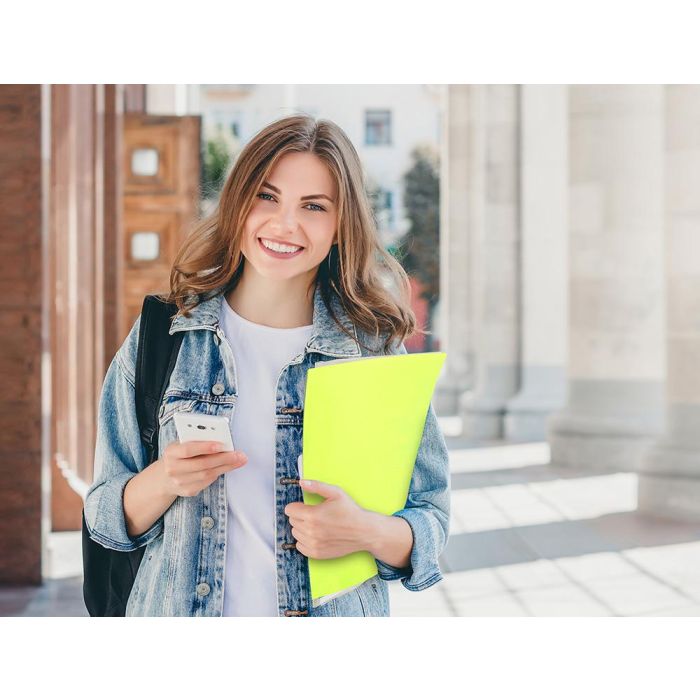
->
xmin=134 ymin=295 xmax=184 ymax=466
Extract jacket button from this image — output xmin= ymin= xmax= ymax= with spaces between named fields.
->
xmin=201 ymin=516 xmax=215 ymax=530
xmin=196 ymin=582 xmax=211 ymax=596
xmin=212 ymin=383 xmax=225 ymax=396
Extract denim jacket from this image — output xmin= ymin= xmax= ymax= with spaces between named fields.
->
xmin=84 ymin=280 xmax=451 ymax=616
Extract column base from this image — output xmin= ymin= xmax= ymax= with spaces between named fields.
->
xmin=433 ymin=384 xmax=460 ymax=416
xmin=459 ymin=365 xmax=519 ymax=439
xmin=460 ymin=394 xmax=506 ymax=439
xmin=434 ymin=366 xmax=472 ymax=417
xmin=504 ymin=409 xmax=552 ymax=442
xmin=638 ymin=442 xmax=700 ymax=523
xmin=461 ymin=410 xmax=503 ymax=439
xmin=504 ymin=365 xmax=567 ymax=441
xmin=548 ymin=411 xmax=658 ymax=471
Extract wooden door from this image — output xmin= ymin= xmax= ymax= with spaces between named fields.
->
xmin=121 ymin=114 xmax=201 ymax=337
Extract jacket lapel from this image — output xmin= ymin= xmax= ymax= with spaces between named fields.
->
xmin=169 ymin=280 xmax=362 ymax=359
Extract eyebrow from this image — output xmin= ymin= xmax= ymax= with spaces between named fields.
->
xmin=261 ymin=181 xmax=335 ymax=203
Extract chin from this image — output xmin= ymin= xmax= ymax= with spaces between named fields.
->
xmin=252 ymin=261 xmax=313 ymax=281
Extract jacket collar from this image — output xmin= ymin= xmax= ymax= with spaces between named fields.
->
xmin=168 ymin=279 xmax=362 ymax=358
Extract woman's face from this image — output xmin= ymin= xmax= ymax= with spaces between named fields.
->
xmin=240 ymin=151 xmax=339 ymax=282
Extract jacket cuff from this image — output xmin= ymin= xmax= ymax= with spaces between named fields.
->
xmin=374 ymin=508 xmax=444 ymax=592
xmin=85 ymin=471 xmax=163 ymax=552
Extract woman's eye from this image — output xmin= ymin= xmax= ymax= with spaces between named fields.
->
xmin=257 ymin=192 xmax=325 ymax=212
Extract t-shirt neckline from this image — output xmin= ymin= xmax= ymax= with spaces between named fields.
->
xmin=221 ymin=296 xmax=314 ymax=332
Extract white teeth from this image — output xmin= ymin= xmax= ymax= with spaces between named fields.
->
xmin=261 ymin=238 xmax=302 ymax=254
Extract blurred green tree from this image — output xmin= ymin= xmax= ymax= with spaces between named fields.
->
xmin=201 ymin=124 xmax=237 ymax=203
xmin=395 ymin=144 xmax=440 ymax=350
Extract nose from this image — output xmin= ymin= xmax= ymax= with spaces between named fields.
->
xmin=270 ymin=204 xmax=300 ymax=235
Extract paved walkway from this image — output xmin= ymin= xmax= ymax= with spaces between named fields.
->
xmin=3 ymin=419 xmax=700 ymax=616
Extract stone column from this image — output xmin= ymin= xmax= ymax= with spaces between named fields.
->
xmin=505 ymin=85 xmax=569 ymax=441
xmin=434 ymin=84 xmax=480 ymax=415
xmin=548 ymin=86 xmax=666 ymax=470
xmin=459 ymin=85 xmax=521 ymax=439
xmin=638 ymin=86 xmax=700 ymax=520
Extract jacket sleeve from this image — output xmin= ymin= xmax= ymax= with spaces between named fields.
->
xmin=83 ymin=316 xmax=165 ymax=552
xmin=373 ymin=341 xmax=451 ymax=591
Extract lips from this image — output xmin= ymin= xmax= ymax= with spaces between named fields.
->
xmin=257 ymin=237 xmax=305 ymax=259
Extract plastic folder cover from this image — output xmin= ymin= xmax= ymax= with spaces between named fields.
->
xmin=301 ymin=351 xmax=446 ymax=604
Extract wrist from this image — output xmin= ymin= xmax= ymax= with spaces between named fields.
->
xmin=150 ymin=458 xmax=174 ymax=499
xmin=357 ymin=508 xmax=385 ymax=556
xmin=361 ymin=510 xmax=414 ymax=570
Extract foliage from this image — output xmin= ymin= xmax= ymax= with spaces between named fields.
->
xmin=396 ymin=144 xmax=440 ymax=344
xmin=201 ymin=123 xmax=239 ymax=200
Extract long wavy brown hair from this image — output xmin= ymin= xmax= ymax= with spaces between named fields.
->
xmin=164 ymin=114 xmax=422 ymax=353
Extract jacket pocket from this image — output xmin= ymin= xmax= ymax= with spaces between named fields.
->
xmin=158 ymin=395 xmax=198 ymax=428
xmin=354 ymin=576 xmax=388 ymax=617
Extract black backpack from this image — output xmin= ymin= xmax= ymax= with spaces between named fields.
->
xmin=81 ymin=294 xmax=184 ymax=616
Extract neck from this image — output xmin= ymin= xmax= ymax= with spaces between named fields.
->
xmin=225 ymin=263 xmax=316 ymax=328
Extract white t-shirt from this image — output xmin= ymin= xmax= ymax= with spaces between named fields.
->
xmin=218 ymin=295 xmax=314 ymax=617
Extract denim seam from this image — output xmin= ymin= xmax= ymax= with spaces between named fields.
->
xmin=401 ymin=570 xmax=443 ymax=592
xmin=376 ymin=569 xmax=404 ymax=581
xmin=391 ymin=510 xmax=443 ymax=590
xmin=88 ymin=475 xmax=163 ymax=551
xmin=116 ymin=350 xmax=136 ymax=389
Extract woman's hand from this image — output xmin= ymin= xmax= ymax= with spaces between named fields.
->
xmin=283 ymin=480 xmax=374 ymax=559
xmin=158 ymin=441 xmax=247 ymax=498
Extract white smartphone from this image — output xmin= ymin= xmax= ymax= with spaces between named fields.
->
xmin=174 ymin=411 xmax=235 ymax=451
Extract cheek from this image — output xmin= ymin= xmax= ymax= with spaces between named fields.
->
xmin=241 ymin=214 xmax=264 ymax=247
xmin=306 ymin=244 xmax=333 ymax=267
xmin=306 ymin=221 xmax=336 ymax=252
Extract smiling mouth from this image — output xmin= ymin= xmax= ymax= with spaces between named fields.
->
xmin=257 ymin=237 xmax=305 ymax=257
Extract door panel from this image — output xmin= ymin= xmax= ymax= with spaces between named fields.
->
xmin=122 ymin=114 xmax=201 ymax=336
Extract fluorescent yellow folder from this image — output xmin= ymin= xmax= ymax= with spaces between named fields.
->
xmin=300 ymin=351 xmax=447 ymax=607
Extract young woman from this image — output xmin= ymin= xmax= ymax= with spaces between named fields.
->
xmin=84 ymin=114 xmax=451 ymax=617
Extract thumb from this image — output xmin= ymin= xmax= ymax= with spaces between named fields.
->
xmin=299 ymin=479 xmax=341 ymax=499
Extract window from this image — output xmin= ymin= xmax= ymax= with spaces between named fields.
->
xmin=130 ymin=231 xmax=160 ymax=261
xmin=131 ymin=148 xmax=159 ymax=177
xmin=365 ymin=110 xmax=392 ymax=145
xmin=369 ymin=187 xmax=394 ymax=229
xmin=210 ymin=109 xmax=241 ymax=139
xmin=381 ymin=190 xmax=394 ymax=228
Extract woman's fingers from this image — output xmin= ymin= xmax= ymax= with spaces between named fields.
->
xmin=171 ymin=461 xmax=244 ymax=487
xmin=189 ymin=450 xmax=247 ymax=473
xmin=161 ymin=442 xmax=247 ymax=498
xmin=166 ymin=446 xmax=247 ymax=474
xmin=169 ymin=440 xmax=222 ymax=459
